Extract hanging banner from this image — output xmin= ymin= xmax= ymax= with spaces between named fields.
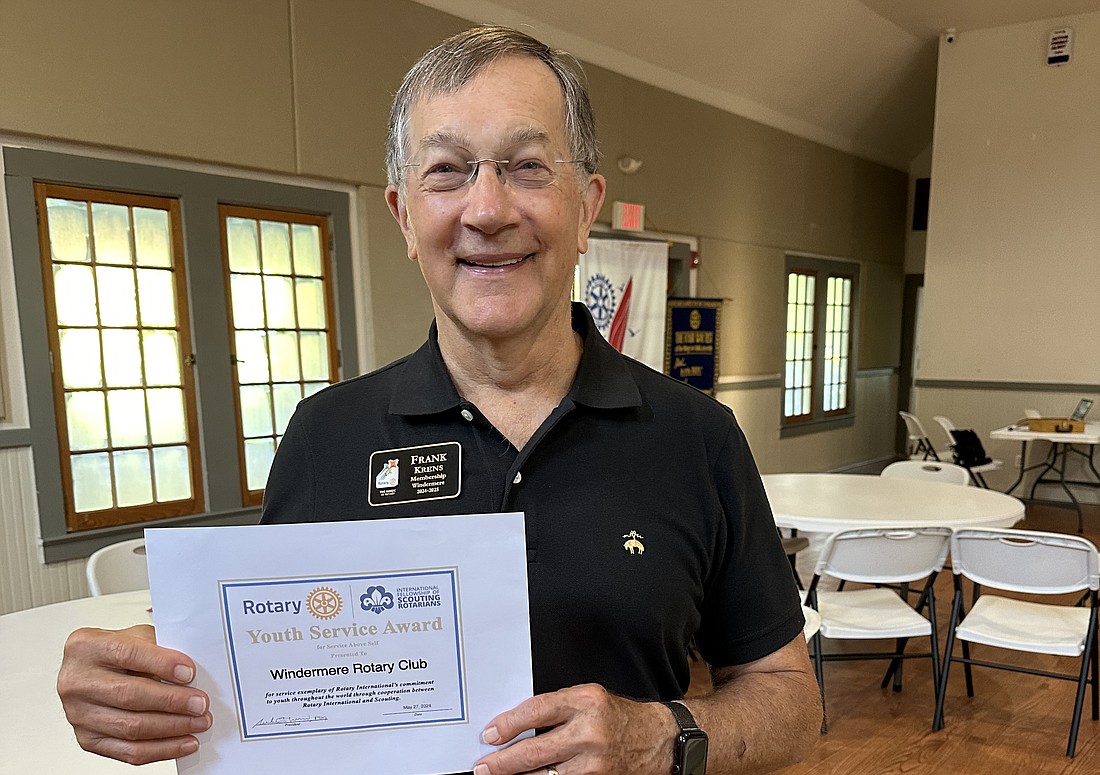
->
xmin=577 ymin=239 xmax=668 ymax=371
xmin=664 ymin=298 xmax=722 ymax=396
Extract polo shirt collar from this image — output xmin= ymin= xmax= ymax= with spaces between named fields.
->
xmin=389 ymin=302 xmax=642 ymax=417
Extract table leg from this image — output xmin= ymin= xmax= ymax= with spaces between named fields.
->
xmin=1029 ymin=442 xmax=1084 ymax=533
xmin=1003 ymin=441 xmax=1028 ymax=495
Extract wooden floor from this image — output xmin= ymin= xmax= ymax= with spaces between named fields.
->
xmin=687 ymin=501 xmax=1100 ymax=775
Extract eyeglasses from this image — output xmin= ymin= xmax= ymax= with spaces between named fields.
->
xmin=404 ymin=157 xmax=585 ymax=192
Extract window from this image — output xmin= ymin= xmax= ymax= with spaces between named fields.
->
xmin=35 ymin=184 xmax=203 ymax=530
xmin=4 ymin=148 xmax=356 ymax=561
xmin=782 ymin=256 xmax=858 ymax=431
xmin=220 ymin=206 xmax=339 ymax=504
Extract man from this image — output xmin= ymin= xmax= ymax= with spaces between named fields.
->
xmin=57 ymin=25 xmax=821 ymax=774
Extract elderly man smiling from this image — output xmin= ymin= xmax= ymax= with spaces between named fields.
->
xmin=57 ymin=25 xmax=820 ymax=775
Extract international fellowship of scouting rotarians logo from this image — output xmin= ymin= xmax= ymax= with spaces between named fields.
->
xmin=585 ymin=274 xmax=616 ymax=330
xmin=360 ymin=585 xmax=394 ymax=614
xmin=306 ymin=587 xmax=343 ymax=619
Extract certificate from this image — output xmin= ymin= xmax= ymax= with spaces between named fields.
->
xmin=146 ymin=513 xmax=532 ymax=775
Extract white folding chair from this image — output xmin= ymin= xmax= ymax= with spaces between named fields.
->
xmin=932 ymin=415 xmax=1004 ymax=488
xmin=933 ymin=528 xmax=1099 ymax=758
xmin=880 ymin=460 xmax=970 ymax=486
xmin=805 ymin=526 xmax=953 ymax=732
xmin=85 ymin=538 xmax=149 ymax=596
xmin=781 ymin=531 xmax=810 ymax=589
xmin=899 ymin=411 xmax=939 ymax=461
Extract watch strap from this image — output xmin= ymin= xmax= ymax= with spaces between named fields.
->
xmin=662 ymin=700 xmax=701 ymax=732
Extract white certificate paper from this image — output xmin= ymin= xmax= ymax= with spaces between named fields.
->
xmin=145 ymin=513 xmax=532 ymax=775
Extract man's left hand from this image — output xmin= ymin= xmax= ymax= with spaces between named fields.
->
xmin=473 ymin=683 xmax=677 ymax=775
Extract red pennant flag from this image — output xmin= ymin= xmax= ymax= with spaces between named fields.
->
xmin=608 ymin=277 xmax=633 ymax=351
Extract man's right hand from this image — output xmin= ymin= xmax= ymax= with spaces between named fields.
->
xmin=56 ymin=625 xmax=211 ymax=765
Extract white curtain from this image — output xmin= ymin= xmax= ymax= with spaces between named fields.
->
xmin=577 ymin=239 xmax=668 ymax=371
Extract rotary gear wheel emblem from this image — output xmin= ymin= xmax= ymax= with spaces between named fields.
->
xmin=306 ymin=586 xmax=343 ymax=619
xmin=584 ymin=274 xmax=616 ymax=329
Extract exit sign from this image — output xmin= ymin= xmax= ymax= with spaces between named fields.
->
xmin=612 ymin=201 xmax=645 ymax=232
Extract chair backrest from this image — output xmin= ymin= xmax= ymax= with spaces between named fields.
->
xmin=898 ymin=410 xmax=929 ymax=441
xmin=880 ymin=460 xmax=970 ymax=485
xmin=932 ymin=415 xmax=956 ymax=447
xmin=813 ymin=527 xmax=953 ymax=585
xmin=86 ymin=538 xmax=149 ymax=596
xmin=949 ymin=529 xmax=1100 ymax=595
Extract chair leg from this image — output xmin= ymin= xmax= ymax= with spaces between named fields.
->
xmin=884 ymin=638 xmax=908 ymax=692
xmin=961 ymin=640 xmax=974 ymax=697
xmin=1092 ymin=618 xmax=1099 ymax=721
xmin=928 ymin=589 xmax=941 ymax=690
xmin=787 ymin=552 xmax=804 ymax=589
xmin=933 ymin=589 xmax=963 ymax=732
xmin=811 ymin=630 xmax=827 ymax=734
xmin=1066 ymin=609 xmax=1096 ymax=758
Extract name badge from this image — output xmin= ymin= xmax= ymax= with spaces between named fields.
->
xmin=368 ymin=442 xmax=461 ymax=506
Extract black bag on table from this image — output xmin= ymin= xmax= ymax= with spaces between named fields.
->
xmin=949 ymin=428 xmax=992 ymax=467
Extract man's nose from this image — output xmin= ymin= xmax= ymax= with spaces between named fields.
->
xmin=460 ymin=161 xmax=520 ymax=234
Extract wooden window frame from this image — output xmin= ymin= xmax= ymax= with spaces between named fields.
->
xmin=3 ymin=147 xmax=356 ymax=562
xmin=219 ymin=204 xmax=340 ymax=506
xmin=781 ymin=255 xmax=859 ymax=434
xmin=34 ymin=183 xmax=205 ymax=530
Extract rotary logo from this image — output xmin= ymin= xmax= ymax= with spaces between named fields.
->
xmin=584 ymin=274 xmax=616 ymax=330
xmin=306 ymin=587 xmax=342 ymax=619
xmin=360 ymin=585 xmax=395 ymax=614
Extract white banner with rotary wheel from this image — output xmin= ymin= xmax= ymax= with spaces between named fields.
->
xmin=577 ymin=239 xmax=668 ymax=371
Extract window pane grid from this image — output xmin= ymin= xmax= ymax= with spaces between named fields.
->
xmin=823 ymin=276 xmax=852 ymax=414
xmin=783 ymin=271 xmax=815 ymax=419
xmin=783 ymin=259 xmax=857 ymax=426
xmin=222 ymin=206 xmax=337 ymax=503
xmin=37 ymin=185 xmax=202 ymax=529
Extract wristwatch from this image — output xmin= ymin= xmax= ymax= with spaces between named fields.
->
xmin=662 ymin=700 xmax=708 ymax=775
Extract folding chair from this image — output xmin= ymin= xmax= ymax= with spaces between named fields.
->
xmin=931 ymin=415 xmax=1004 ymax=488
xmin=933 ymin=528 xmax=1100 ymax=758
xmin=899 ymin=411 xmax=939 ymax=461
xmin=805 ymin=526 xmax=952 ymax=732
xmin=880 ymin=460 xmax=970 ymax=486
xmin=781 ymin=530 xmax=810 ymax=589
xmin=85 ymin=538 xmax=149 ymax=596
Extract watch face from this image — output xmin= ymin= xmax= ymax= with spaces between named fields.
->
xmin=680 ymin=731 xmax=709 ymax=775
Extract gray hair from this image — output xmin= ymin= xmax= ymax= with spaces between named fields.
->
xmin=385 ymin=25 xmax=599 ymax=196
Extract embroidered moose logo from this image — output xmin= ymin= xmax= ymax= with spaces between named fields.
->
xmin=622 ymin=530 xmax=645 ymax=555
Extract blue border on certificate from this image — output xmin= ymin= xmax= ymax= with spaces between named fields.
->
xmin=220 ymin=569 xmax=465 ymax=740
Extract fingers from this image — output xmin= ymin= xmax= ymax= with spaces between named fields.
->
xmin=67 ymin=625 xmax=196 ymax=686
xmin=476 ymin=685 xmax=677 ymax=775
xmin=482 ymin=686 xmax=585 ymax=746
xmin=57 ymin=625 xmax=211 ymax=764
xmin=74 ymin=730 xmax=201 ymax=767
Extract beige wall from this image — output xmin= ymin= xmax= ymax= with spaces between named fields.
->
xmin=0 ymin=0 xmax=907 ymax=612
xmin=921 ymin=12 xmax=1100 ymax=384
xmin=913 ymin=11 xmax=1100 ymax=502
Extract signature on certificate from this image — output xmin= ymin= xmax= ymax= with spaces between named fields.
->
xmin=252 ymin=715 xmax=329 ymax=728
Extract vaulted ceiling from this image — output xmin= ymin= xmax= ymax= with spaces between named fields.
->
xmin=414 ymin=0 xmax=1100 ymax=170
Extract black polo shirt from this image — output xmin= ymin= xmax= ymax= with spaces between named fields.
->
xmin=262 ymin=303 xmax=803 ymax=701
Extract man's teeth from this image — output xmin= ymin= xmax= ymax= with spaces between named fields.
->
xmin=466 ymin=255 xmax=526 ymax=267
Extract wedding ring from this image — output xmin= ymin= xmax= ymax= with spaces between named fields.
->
xmin=547 ymin=768 xmax=559 ymax=775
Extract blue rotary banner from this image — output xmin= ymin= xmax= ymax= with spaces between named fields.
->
xmin=664 ymin=298 xmax=722 ymax=396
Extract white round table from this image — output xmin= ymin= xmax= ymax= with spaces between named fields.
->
xmin=762 ymin=473 xmax=1025 ymax=534
xmin=0 ymin=590 xmax=172 ymax=774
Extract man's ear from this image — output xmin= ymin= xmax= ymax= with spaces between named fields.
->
xmin=385 ymin=185 xmax=418 ymax=262
xmin=576 ymin=174 xmax=607 ymax=255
